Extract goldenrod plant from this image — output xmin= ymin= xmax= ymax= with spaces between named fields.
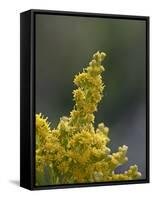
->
xmin=36 ymin=51 xmax=141 ymax=185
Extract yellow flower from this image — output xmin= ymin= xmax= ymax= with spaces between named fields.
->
xmin=35 ymin=51 xmax=141 ymax=185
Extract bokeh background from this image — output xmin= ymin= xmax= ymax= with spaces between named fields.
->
xmin=36 ymin=14 xmax=146 ymax=179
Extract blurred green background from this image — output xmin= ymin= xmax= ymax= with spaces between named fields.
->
xmin=36 ymin=14 xmax=146 ymax=179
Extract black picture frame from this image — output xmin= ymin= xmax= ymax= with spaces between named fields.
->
xmin=20 ymin=9 xmax=150 ymax=190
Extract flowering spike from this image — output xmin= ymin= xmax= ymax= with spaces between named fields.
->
xmin=35 ymin=52 xmax=141 ymax=185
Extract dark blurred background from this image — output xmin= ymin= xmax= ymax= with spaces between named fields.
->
xmin=36 ymin=14 xmax=146 ymax=179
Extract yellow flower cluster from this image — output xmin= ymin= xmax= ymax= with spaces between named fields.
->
xmin=35 ymin=51 xmax=141 ymax=185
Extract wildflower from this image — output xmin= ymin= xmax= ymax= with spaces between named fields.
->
xmin=35 ymin=51 xmax=141 ymax=185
